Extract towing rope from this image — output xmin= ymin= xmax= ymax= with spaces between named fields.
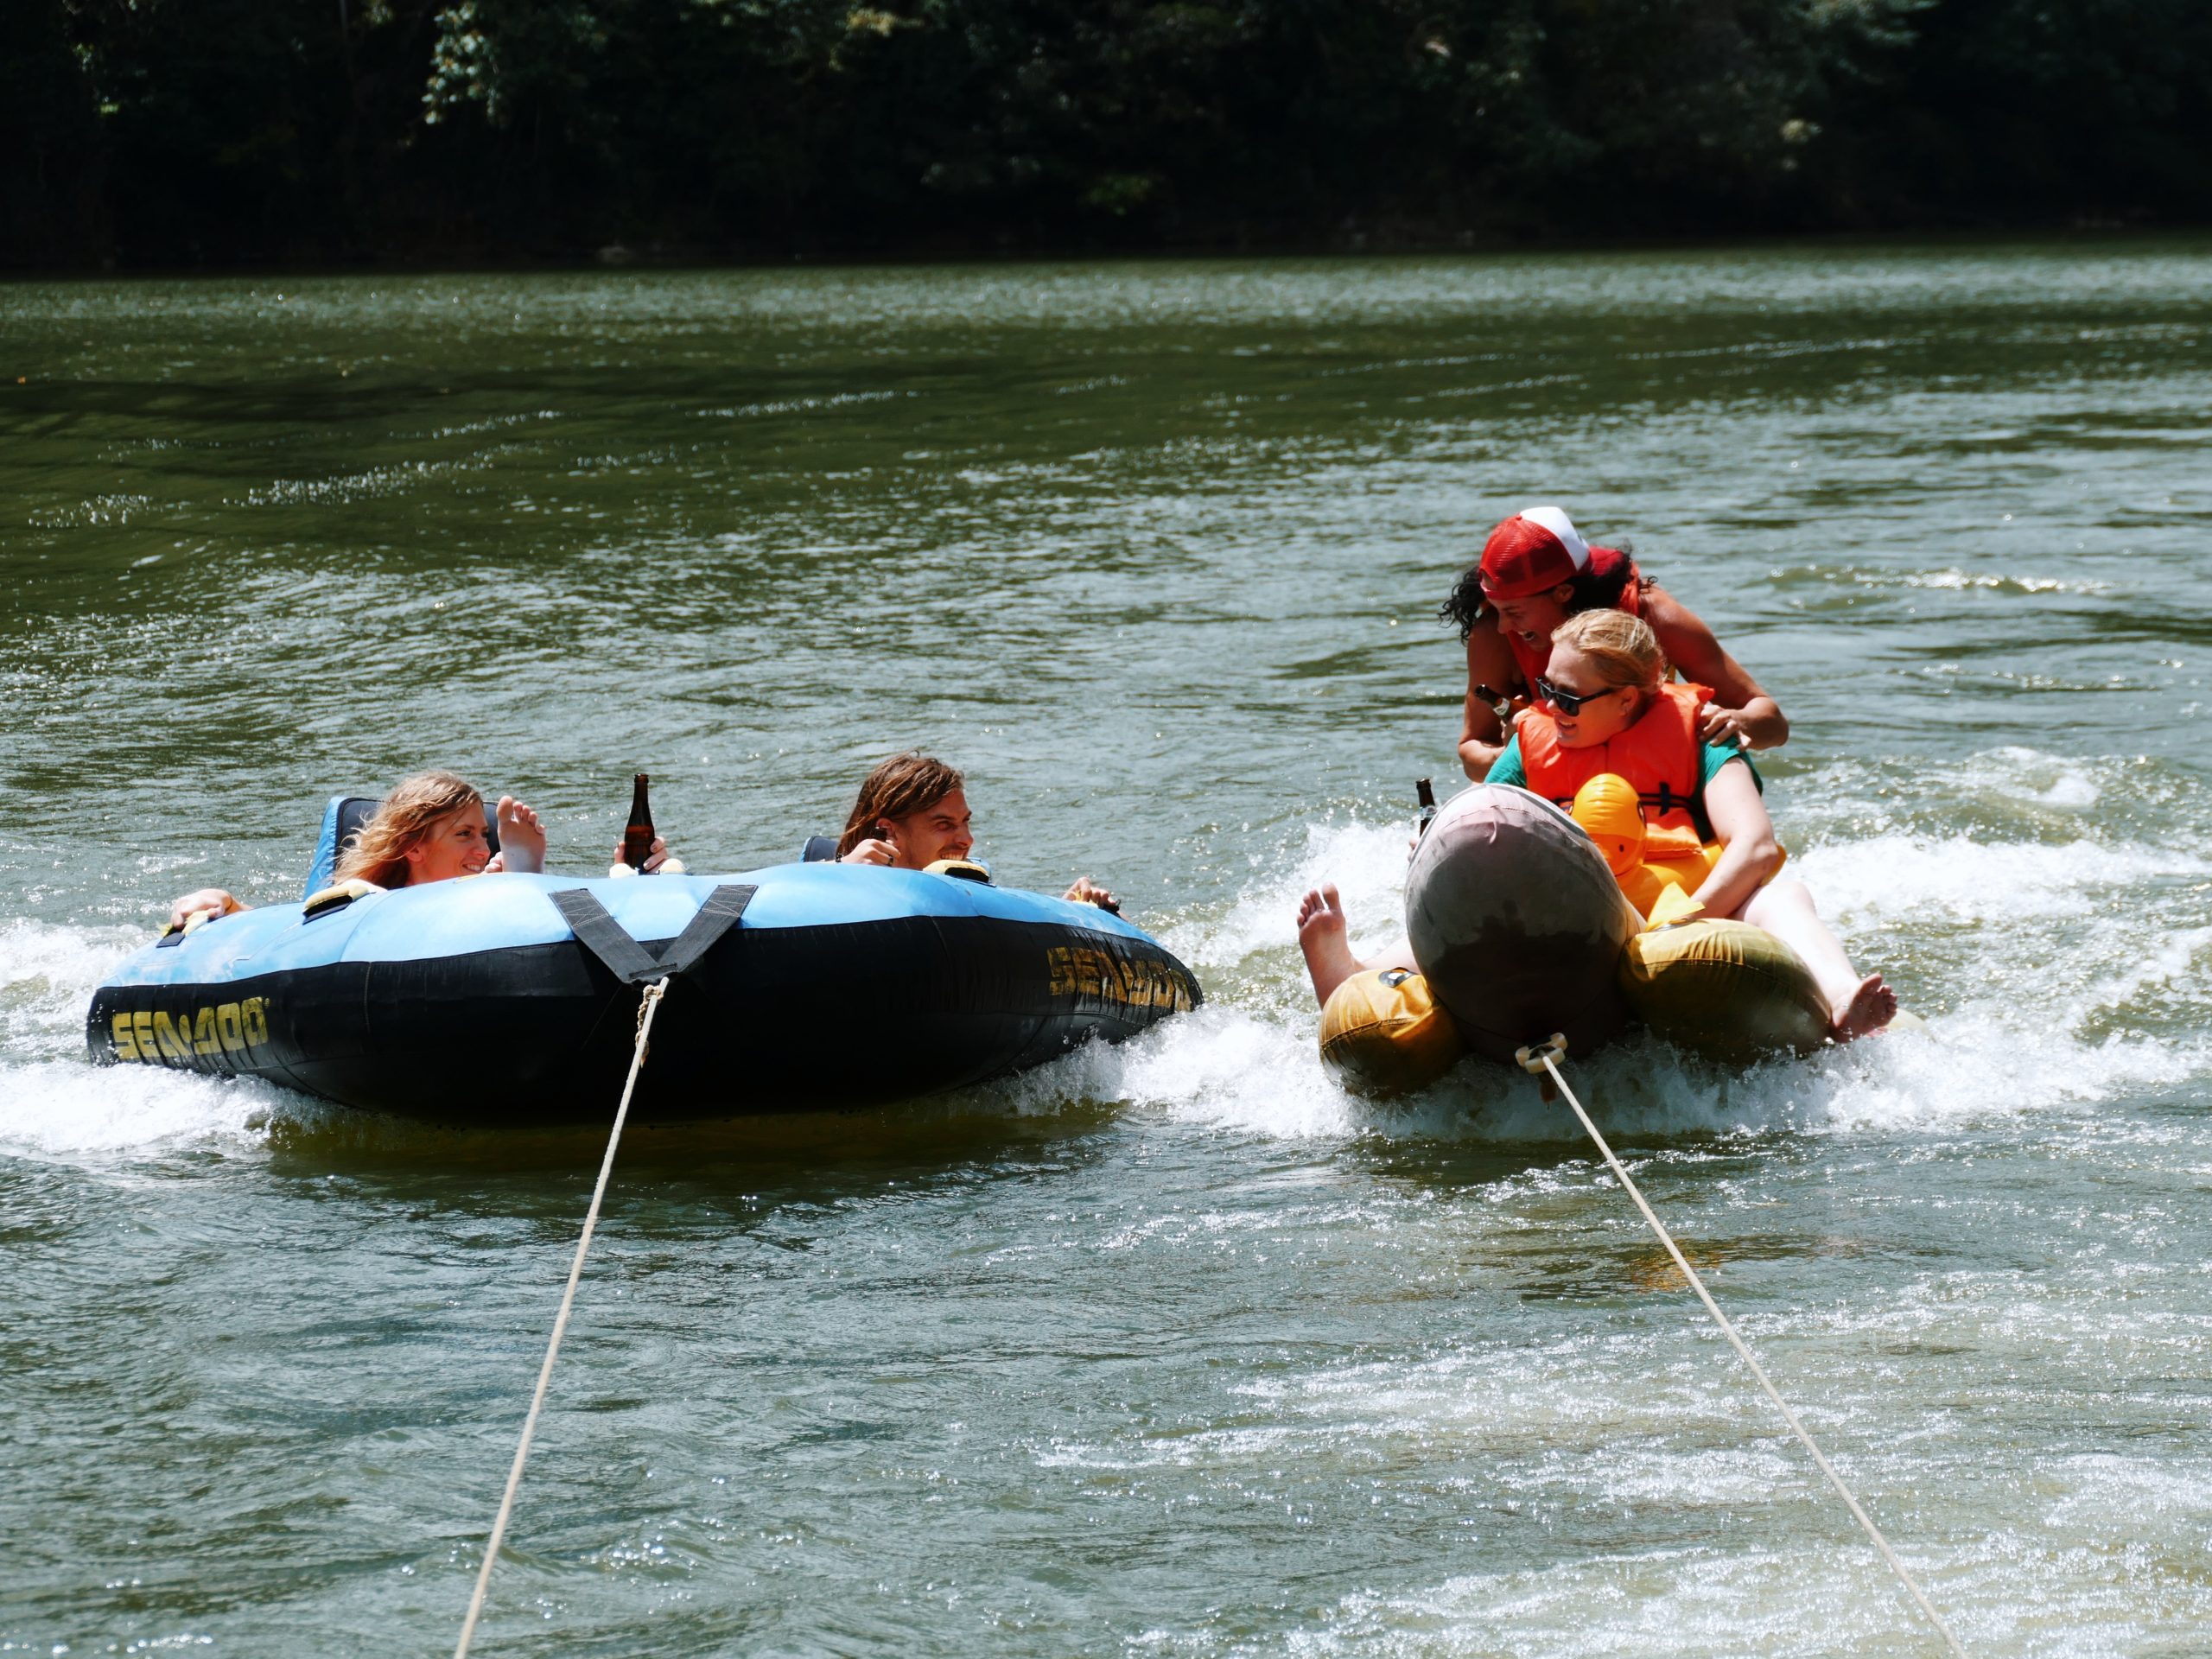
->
xmin=1513 ymin=1034 xmax=1967 ymax=1658
xmin=454 ymin=978 xmax=670 ymax=1659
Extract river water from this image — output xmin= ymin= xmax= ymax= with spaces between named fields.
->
xmin=3 ymin=240 xmax=2210 ymax=1656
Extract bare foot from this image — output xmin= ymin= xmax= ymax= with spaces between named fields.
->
xmin=1831 ymin=973 xmax=1897 ymax=1042
xmin=496 ymin=796 xmax=549 ymax=874
xmin=1296 ymin=884 xmax=1359 ymax=1007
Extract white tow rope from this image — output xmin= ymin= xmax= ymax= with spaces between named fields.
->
xmin=454 ymin=978 xmax=670 ymax=1659
xmin=1514 ymin=1034 xmax=1967 ymax=1659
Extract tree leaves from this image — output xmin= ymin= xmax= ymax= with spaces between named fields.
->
xmin=6 ymin=0 xmax=2208 ymax=264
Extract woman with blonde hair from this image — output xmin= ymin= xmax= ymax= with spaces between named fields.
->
xmin=163 ymin=772 xmax=551 ymax=932
xmin=1300 ymin=609 xmax=1891 ymax=1042
xmin=1443 ymin=505 xmax=1789 ymax=779
xmin=329 ymin=770 xmax=547 ymax=887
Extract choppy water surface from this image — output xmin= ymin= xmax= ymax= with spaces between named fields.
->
xmin=4 ymin=240 xmax=2211 ymax=1656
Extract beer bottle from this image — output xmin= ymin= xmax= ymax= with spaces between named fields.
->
xmin=621 ymin=773 xmax=656 ymax=873
xmin=1415 ymin=777 xmax=1437 ymax=844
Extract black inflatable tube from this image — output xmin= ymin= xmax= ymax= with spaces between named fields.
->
xmin=88 ymin=914 xmax=1201 ymax=1125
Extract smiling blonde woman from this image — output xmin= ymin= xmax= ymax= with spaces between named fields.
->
xmin=163 ymin=770 xmax=550 ymax=933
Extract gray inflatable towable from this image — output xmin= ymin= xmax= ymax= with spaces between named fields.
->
xmin=1404 ymin=783 xmax=1642 ymax=1065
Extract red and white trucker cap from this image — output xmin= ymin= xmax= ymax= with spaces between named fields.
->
xmin=1478 ymin=506 xmax=1592 ymax=600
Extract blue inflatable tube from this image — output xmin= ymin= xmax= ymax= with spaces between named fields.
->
xmin=86 ymin=865 xmax=1202 ymax=1124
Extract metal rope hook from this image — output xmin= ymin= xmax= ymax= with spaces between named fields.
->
xmin=454 ymin=977 xmax=671 ymax=1659
xmin=1513 ymin=1033 xmax=1968 ymax=1658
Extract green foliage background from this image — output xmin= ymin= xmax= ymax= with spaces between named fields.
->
xmin=4 ymin=0 xmax=2208 ymax=265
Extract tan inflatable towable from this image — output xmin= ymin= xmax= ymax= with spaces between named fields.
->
xmin=1317 ymin=779 xmax=1844 ymax=1093
xmin=1319 ymin=967 xmax=1463 ymax=1095
xmin=1573 ymin=772 xmax=1829 ymax=1065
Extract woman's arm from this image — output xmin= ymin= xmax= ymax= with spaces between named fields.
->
xmin=1643 ymin=588 xmax=1789 ymax=751
xmin=602 ymin=833 xmax=672 ymax=873
xmin=166 ymin=888 xmax=245 ymax=931
xmin=1457 ymin=629 xmax=1525 ymax=779
xmin=1692 ymin=760 xmax=1784 ymax=919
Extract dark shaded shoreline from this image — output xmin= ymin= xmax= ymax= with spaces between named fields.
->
xmin=8 ymin=0 xmax=2208 ymax=275
xmin=8 ymin=221 xmax=2206 ymax=286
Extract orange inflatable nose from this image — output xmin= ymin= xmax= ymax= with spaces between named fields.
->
xmin=1571 ymin=772 xmax=1646 ymax=876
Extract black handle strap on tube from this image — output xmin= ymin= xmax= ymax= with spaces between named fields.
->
xmin=656 ymin=882 xmax=756 ymax=977
xmin=550 ymin=883 xmax=755 ymax=986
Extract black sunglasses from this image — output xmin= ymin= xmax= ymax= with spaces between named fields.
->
xmin=1533 ymin=674 xmax=1624 ymax=716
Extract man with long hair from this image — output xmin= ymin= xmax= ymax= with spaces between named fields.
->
xmin=835 ymin=752 xmax=1116 ymax=910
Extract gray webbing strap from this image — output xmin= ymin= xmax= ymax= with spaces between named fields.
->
xmin=550 ymin=888 xmax=667 ymax=985
xmin=550 ymin=884 xmax=754 ymax=985
xmin=656 ymin=883 xmax=755 ymax=977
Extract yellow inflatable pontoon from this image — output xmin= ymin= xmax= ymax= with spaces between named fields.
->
xmin=1319 ymin=967 xmax=1465 ymax=1095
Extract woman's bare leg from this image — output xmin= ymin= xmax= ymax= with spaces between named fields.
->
xmin=1737 ymin=878 xmax=1896 ymax=1040
xmin=1295 ymin=884 xmax=1414 ymax=1007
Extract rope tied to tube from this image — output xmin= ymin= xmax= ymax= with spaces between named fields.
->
xmin=453 ymin=976 xmax=670 ymax=1659
xmin=632 ymin=977 xmax=659 ymax=1065
xmin=1513 ymin=1033 xmax=1968 ymax=1659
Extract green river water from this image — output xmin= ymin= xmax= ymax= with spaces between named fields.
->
xmin=3 ymin=239 xmax=2211 ymax=1656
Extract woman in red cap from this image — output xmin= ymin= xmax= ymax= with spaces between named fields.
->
xmin=1440 ymin=506 xmax=1789 ymax=779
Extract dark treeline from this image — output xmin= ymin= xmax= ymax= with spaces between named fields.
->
xmin=5 ymin=0 xmax=2209 ymax=268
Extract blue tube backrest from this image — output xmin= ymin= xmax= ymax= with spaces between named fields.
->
xmin=304 ymin=793 xmax=501 ymax=898
xmin=304 ymin=796 xmax=349 ymax=898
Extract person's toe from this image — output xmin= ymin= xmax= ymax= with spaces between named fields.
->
xmin=1834 ymin=974 xmax=1895 ymax=1040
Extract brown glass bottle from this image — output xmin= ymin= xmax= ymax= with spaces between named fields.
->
xmin=621 ymin=773 xmax=655 ymax=872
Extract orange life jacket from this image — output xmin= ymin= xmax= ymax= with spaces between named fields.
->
xmin=1502 ymin=549 xmax=1643 ymax=691
xmin=1520 ymin=681 xmax=1714 ymax=861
